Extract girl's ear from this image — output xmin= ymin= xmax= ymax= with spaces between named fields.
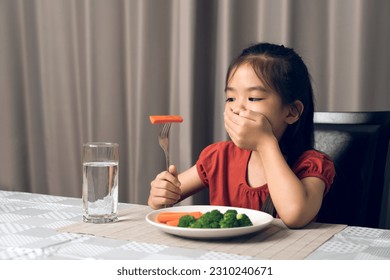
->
xmin=286 ymin=100 xmax=304 ymax=124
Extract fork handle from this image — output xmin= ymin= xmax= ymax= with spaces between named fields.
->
xmin=164 ymin=151 xmax=170 ymax=171
xmin=164 ymin=152 xmax=173 ymax=208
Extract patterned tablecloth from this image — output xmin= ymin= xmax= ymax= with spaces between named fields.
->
xmin=307 ymin=226 xmax=390 ymax=260
xmin=1 ymin=190 xmax=389 ymax=260
xmin=0 ymin=190 xmax=250 ymax=260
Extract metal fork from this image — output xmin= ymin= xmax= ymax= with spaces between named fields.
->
xmin=158 ymin=122 xmax=172 ymax=170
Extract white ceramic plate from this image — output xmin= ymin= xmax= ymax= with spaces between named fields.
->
xmin=145 ymin=205 xmax=273 ymax=239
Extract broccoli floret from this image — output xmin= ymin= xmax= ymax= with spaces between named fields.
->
xmin=224 ymin=209 xmax=238 ymax=218
xmin=236 ymin=213 xmax=253 ymax=227
xmin=219 ymin=210 xmax=239 ymax=228
xmin=189 ymin=219 xmax=206 ymax=228
xmin=190 ymin=209 xmax=223 ymax=228
xmin=177 ymin=215 xmax=196 ymax=227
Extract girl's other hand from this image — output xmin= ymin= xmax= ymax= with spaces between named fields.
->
xmin=224 ymin=107 xmax=275 ymax=151
xmin=148 ymin=165 xmax=182 ymax=209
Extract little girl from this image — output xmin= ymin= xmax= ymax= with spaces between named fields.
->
xmin=148 ymin=42 xmax=335 ymax=228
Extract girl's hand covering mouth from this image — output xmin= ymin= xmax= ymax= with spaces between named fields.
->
xmin=224 ymin=107 xmax=276 ymax=152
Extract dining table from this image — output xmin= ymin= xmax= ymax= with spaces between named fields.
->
xmin=0 ymin=189 xmax=389 ymax=261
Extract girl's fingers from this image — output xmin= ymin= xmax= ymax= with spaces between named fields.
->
xmin=151 ymin=185 xmax=181 ymax=201
xmin=168 ymin=165 xmax=178 ymax=176
xmin=149 ymin=184 xmax=181 ymax=208
xmin=155 ymin=169 xmax=181 ymax=188
xmin=149 ymin=166 xmax=182 ymax=209
xmin=151 ymin=177 xmax=181 ymax=195
xmin=150 ymin=167 xmax=182 ymax=207
xmin=224 ymin=107 xmax=241 ymax=124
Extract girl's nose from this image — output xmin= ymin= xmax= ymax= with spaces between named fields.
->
xmin=232 ymin=103 xmax=245 ymax=114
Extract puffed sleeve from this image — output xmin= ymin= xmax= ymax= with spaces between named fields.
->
xmin=293 ymin=150 xmax=336 ymax=194
xmin=196 ymin=143 xmax=220 ymax=187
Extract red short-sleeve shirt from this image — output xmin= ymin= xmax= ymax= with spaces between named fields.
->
xmin=196 ymin=141 xmax=335 ymax=211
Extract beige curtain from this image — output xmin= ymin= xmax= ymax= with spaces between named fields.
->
xmin=1 ymin=0 xmax=389 ymax=205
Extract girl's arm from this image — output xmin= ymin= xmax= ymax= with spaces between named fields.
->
xmin=225 ymin=108 xmax=325 ymax=228
xmin=148 ymin=165 xmax=205 ymax=209
xmin=257 ymin=138 xmax=325 ymax=228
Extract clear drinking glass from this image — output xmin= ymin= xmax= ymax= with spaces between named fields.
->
xmin=82 ymin=142 xmax=119 ymax=223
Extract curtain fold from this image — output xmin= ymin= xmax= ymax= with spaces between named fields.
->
xmin=1 ymin=0 xmax=389 ymax=204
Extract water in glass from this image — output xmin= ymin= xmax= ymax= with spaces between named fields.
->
xmin=82 ymin=161 xmax=118 ymax=223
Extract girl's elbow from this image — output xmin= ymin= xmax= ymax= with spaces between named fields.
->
xmin=282 ymin=218 xmax=308 ymax=229
xmin=279 ymin=207 xmax=314 ymax=229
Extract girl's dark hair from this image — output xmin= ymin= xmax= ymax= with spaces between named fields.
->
xmin=226 ymin=42 xmax=315 ymax=216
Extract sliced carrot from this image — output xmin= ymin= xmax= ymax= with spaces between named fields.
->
xmin=166 ymin=219 xmax=180 ymax=227
xmin=149 ymin=115 xmax=183 ymax=124
xmin=156 ymin=211 xmax=202 ymax=223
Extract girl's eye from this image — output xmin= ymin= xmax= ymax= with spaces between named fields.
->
xmin=248 ymin=97 xmax=264 ymax=101
xmin=225 ymin=97 xmax=235 ymax=102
